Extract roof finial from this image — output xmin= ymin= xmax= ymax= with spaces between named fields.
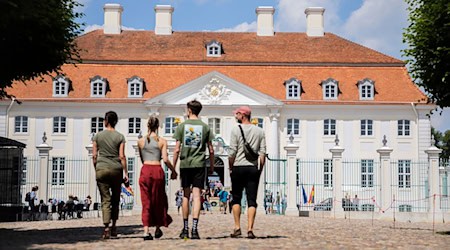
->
xmin=289 ymin=132 xmax=294 ymax=144
xmin=42 ymin=132 xmax=47 ymax=144
xmin=138 ymin=130 xmax=143 ymax=139
xmin=334 ymin=134 xmax=339 ymax=146
xmin=431 ymin=134 xmax=436 ymax=146
xmin=382 ymin=135 xmax=387 ymax=147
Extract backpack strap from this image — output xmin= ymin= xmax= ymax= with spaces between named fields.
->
xmin=238 ymin=125 xmax=248 ymax=143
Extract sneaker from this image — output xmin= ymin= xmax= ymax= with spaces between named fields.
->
xmin=143 ymin=234 xmax=153 ymax=241
xmin=230 ymin=228 xmax=242 ymax=238
xmin=154 ymin=228 xmax=163 ymax=239
xmin=191 ymin=229 xmax=200 ymax=240
xmin=179 ymin=228 xmax=189 ymax=239
xmin=247 ymin=231 xmax=256 ymax=239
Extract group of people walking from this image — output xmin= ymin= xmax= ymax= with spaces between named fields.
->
xmin=92 ymin=100 xmax=266 ymax=240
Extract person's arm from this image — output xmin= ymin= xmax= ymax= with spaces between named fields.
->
xmin=172 ymin=140 xmax=181 ymax=170
xmin=119 ymin=141 xmax=128 ymax=183
xmin=228 ymin=128 xmax=238 ymax=173
xmin=137 ymin=139 xmax=144 ymax=165
xmin=258 ymin=132 xmax=267 ymax=172
xmin=207 ymin=141 xmax=214 ymax=175
xmin=161 ymin=139 xmax=178 ymax=180
xmin=92 ymin=141 xmax=98 ymax=169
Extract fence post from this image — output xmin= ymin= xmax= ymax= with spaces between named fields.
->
xmin=425 ymin=140 xmax=442 ymax=220
xmin=330 ymin=135 xmax=344 ymax=215
xmin=36 ymin=132 xmax=52 ymax=204
xmin=284 ymin=136 xmax=299 ymax=215
xmin=132 ymin=143 xmax=142 ymax=210
xmin=376 ymin=136 xmax=393 ymax=218
xmin=85 ymin=137 xmax=97 ymax=204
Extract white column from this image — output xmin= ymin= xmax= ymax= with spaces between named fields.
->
xmin=85 ymin=140 xmax=97 ymax=203
xmin=269 ymin=111 xmax=280 ymax=158
xmin=425 ymin=143 xmax=442 ymax=218
xmin=284 ymin=141 xmax=299 ymax=215
xmin=132 ymin=144 xmax=142 ymax=210
xmin=377 ymin=141 xmax=393 ymax=218
xmin=36 ymin=132 xmax=52 ymax=204
xmin=330 ymin=137 xmax=344 ymax=214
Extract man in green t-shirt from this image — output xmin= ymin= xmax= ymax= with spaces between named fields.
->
xmin=173 ymin=100 xmax=214 ymax=240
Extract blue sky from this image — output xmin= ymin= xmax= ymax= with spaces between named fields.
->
xmin=76 ymin=0 xmax=450 ymax=133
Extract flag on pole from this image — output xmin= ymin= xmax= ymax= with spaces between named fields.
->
xmin=307 ymin=185 xmax=315 ymax=204
xmin=121 ymin=184 xmax=134 ymax=196
xmin=302 ymin=185 xmax=308 ymax=204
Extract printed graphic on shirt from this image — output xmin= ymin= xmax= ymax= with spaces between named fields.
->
xmin=184 ymin=124 xmax=203 ymax=148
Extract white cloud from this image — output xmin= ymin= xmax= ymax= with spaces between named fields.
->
xmin=215 ymin=21 xmax=256 ymax=32
xmin=431 ymin=108 xmax=450 ymax=132
xmin=340 ymin=0 xmax=408 ymax=58
xmin=75 ymin=0 xmax=92 ymax=12
xmin=83 ymin=25 xmax=144 ymax=34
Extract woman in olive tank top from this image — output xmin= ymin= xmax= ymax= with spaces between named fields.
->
xmin=137 ymin=116 xmax=178 ymax=240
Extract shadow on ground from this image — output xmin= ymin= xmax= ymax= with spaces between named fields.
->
xmin=0 ymin=224 xmax=141 ymax=249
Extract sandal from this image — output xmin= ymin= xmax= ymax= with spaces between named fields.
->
xmin=154 ymin=228 xmax=163 ymax=239
xmin=247 ymin=231 xmax=256 ymax=239
xmin=230 ymin=228 xmax=242 ymax=238
xmin=102 ymin=228 xmax=110 ymax=240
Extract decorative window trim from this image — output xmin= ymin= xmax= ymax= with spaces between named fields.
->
xmin=321 ymin=78 xmax=339 ymax=100
xmin=357 ymin=78 xmax=375 ymax=100
xmin=206 ymin=40 xmax=222 ymax=57
xmin=53 ymin=75 xmax=70 ymax=97
xmin=90 ymin=75 xmax=107 ymax=97
xmin=284 ymin=78 xmax=302 ymax=100
xmin=360 ymin=119 xmax=373 ymax=136
xmin=127 ymin=76 xmax=144 ymax=98
xmin=323 ymin=119 xmax=336 ymax=136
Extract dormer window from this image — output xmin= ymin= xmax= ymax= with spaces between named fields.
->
xmin=90 ymin=75 xmax=107 ymax=97
xmin=357 ymin=78 xmax=375 ymax=100
xmin=284 ymin=78 xmax=302 ymax=100
xmin=206 ymin=40 xmax=222 ymax=57
xmin=127 ymin=76 xmax=144 ymax=98
xmin=321 ymin=78 xmax=339 ymax=100
xmin=53 ymin=75 xmax=70 ymax=97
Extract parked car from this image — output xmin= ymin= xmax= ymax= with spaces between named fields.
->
xmin=313 ymin=198 xmax=333 ymax=211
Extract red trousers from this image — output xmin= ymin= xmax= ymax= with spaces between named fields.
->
xmin=139 ymin=164 xmax=173 ymax=227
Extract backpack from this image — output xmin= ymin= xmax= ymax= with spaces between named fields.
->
xmin=25 ymin=192 xmax=31 ymax=202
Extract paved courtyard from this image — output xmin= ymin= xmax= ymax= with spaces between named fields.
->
xmin=1 ymin=211 xmax=450 ymax=249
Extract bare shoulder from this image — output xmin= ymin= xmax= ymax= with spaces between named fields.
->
xmin=137 ymin=138 xmax=145 ymax=148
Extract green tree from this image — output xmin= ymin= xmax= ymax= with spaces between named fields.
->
xmin=403 ymin=0 xmax=450 ymax=109
xmin=432 ymin=127 xmax=450 ymax=159
xmin=0 ymin=0 xmax=83 ymax=99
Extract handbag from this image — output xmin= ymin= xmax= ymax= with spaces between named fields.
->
xmin=238 ymin=125 xmax=260 ymax=161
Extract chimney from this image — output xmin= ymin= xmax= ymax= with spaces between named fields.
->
xmin=256 ymin=6 xmax=275 ymax=36
xmin=154 ymin=5 xmax=174 ymax=35
xmin=103 ymin=3 xmax=123 ymax=35
xmin=305 ymin=7 xmax=325 ymax=37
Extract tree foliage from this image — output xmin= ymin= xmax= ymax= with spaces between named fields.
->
xmin=432 ymin=127 xmax=450 ymax=159
xmin=0 ymin=0 xmax=83 ymax=99
xmin=403 ymin=0 xmax=450 ymax=109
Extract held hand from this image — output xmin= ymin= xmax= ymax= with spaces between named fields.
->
xmin=123 ymin=175 xmax=129 ymax=184
xmin=208 ymin=167 xmax=214 ymax=175
xmin=170 ymin=171 xmax=178 ymax=180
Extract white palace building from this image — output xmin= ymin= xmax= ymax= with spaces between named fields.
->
xmin=1 ymin=4 xmax=448 ymax=221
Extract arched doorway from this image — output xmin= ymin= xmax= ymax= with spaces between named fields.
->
xmin=205 ymin=157 xmax=225 ymax=185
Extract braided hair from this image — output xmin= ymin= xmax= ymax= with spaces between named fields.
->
xmin=147 ymin=116 xmax=159 ymax=143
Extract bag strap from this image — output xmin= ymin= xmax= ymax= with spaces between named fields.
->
xmin=238 ymin=125 xmax=248 ymax=143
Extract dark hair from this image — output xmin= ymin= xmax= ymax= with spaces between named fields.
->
xmin=105 ymin=111 xmax=118 ymax=128
xmin=187 ymin=100 xmax=202 ymax=116
xmin=147 ymin=116 xmax=159 ymax=142
xmin=32 ymin=186 xmax=38 ymax=191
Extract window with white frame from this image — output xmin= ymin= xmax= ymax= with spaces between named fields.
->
xmin=127 ymin=76 xmax=143 ymax=97
xmin=206 ymin=40 xmax=221 ymax=57
xmin=128 ymin=117 xmax=141 ymax=134
xmin=361 ymin=159 xmax=374 ymax=187
xmin=285 ymin=78 xmax=301 ymax=100
xmin=53 ymin=116 xmax=66 ymax=134
xmin=321 ymin=78 xmax=338 ymax=100
xmin=90 ymin=75 xmax=107 ymax=97
xmin=398 ymin=120 xmax=410 ymax=136
xmin=324 ymin=159 xmax=333 ymax=188
xmin=14 ymin=116 xmax=28 ymax=133
xmin=324 ymin=119 xmax=336 ymax=136
xmin=254 ymin=118 xmax=264 ymax=128
xmin=53 ymin=75 xmax=70 ymax=97
xmin=91 ymin=117 xmax=104 ymax=133
xmin=360 ymin=119 xmax=373 ymax=136
xmin=51 ymin=157 xmax=65 ymax=186
xmin=358 ymin=78 xmax=375 ymax=100
xmin=127 ymin=157 xmax=135 ymax=186
xmin=208 ymin=118 xmax=221 ymax=135
xmin=21 ymin=157 xmax=27 ymax=185
xmin=287 ymin=118 xmax=300 ymax=135
xmin=164 ymin=117 xmax=177 ymax=134
xmin=398 ymin=160 xmax=411 ymax=188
